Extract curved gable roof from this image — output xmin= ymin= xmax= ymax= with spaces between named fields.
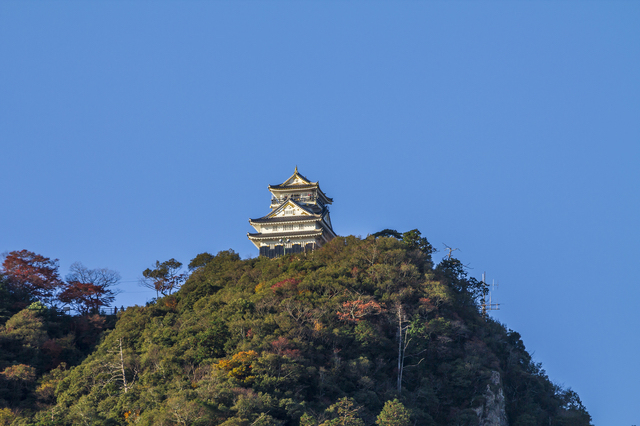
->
xmin=270 ymin=171 xmax=314 ymax=189
xmin=268 ymin=167 xmax=333 ymax=203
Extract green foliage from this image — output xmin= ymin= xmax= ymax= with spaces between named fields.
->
xmin=26 ymin=301 xmax=47 ymax=314
xmin=0 ymin=407 xmax=15 ymax=426
xmin=0 ymin=251 xmax=121 ymax=420
xmin=141 ymin=258 xmax=187 ymax=297
xmin=376 ymin=399 xmax=411 ymax=426
xmin=401 ymin=229 xmax=434 ymax=256
xmin=0 ymin=305 xmax=114 ymax=415
xmin=372 ymin=228 xmax=434 ymax=259
xmin=0 ymin=278 xmax=15 ymax=326
xmin=371 ymin=229 xmax=402 ymax=239
xmin=189 ymin=252 xmax=215 ymax=271
xmin=0 ymin=235 xmax=591 ymax=425
xmin=321 ymin=397 xmax=364 ymax=426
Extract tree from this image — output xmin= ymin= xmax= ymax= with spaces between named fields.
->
xmin=1 ymin=250 xmax=64 ymax=305
xmin=106 ymin=337 xmax=136 ymax=394
xmin=23 ymin=234 xmax=593 ymax=426
xmin=188 ymin=252 xmax=214 ymax=271
xmin=556 ymin=389 xmax=592 ymax=425
xmin=0 ymin=275 xmax=15 ymax=324
xmin=320 ymin=398 xmax=364 ymax=426
xmin=1 ymin=364 xmax=37 ymax=404
xmin=58 ymin=262 xmax=121 ymax=315
xmin=401 ymin=229 xmax=434 ymax=256
xmin=140 ymin=258 xmax=187 ymax=297
xmin=372 ymin=229 xmax=402 ymax=239
xmin=435 ymin=257 xmax=483 ymax=305
xmin=336 ymin=298 xmax=384 ymax=323
xmin=376 ymin=399 xmax=411 ymax=426
xmin=373 ymin=229 xmax=435 ymax=257
xmin=0 ymin=408 xmax=15 ymax=426
xmin=395 ymin=303 xmax=411 ymax=394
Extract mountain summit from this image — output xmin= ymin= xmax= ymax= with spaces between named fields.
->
xmin=7 ymin=233 xmax=591 ymax=425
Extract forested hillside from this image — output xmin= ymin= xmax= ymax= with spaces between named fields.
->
xmin=0 ymin=233 xmax=592 ymax=425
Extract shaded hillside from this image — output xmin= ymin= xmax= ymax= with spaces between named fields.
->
xmin=15 ymin=234 xmax=591 ymax=425
xmin=0 ymin=301 xmax=115 ymax=424
xmin=0 ymin=252 xmax=120 ymax=423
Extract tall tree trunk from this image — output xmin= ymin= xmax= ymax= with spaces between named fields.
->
xmin=397 ymin=304 xmax=403 ymax=394
xmin=118 ymin=337 xmax=129 ymax=393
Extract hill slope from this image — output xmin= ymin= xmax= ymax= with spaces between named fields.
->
xmin=31 ymin=235 xmax=591 ymax=425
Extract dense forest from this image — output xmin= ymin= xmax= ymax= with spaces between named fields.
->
xmin=0 ymin=232 xmax=592 ymax=425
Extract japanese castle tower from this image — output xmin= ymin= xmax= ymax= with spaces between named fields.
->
xmin=248 ymin=167 xmax=336 ymax=258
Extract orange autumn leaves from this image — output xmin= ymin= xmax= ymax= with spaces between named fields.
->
xmin=337 ymin=298 xmax=384 ymax=323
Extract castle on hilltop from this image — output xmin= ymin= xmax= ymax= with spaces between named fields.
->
xmin=248 ymin=167 xmax=336 ymax=258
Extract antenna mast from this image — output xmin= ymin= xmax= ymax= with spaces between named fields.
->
xmin=480 ymin=272 xmax=501 ymax=319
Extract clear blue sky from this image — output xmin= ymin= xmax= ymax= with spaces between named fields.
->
xmin=1 ymin=2 xmax=638 ymax=424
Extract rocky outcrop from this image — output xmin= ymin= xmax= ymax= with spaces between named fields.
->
xmin=474 ymin=371 xmax=508 ymax=426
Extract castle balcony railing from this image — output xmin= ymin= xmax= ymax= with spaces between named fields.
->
xmin=271 ymin=196 xmax=316 ymax=204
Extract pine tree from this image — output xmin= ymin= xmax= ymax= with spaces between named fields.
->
xmin=376 ymin=399 xmax=411 ymax=426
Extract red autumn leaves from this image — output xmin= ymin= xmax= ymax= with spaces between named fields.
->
xmin=1 ymin=250 xmax=119 ymax=314
xmin=337 ymin=298 xmax=384 ymax=323
xmin=2 ymin=250 xmax=63 ymax=304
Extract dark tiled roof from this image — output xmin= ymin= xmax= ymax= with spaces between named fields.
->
xmin=301 ymin=204 xmax=323 ymax=215
xmin=268 ymin=168 xmax=333 ymax=203
xmin=247 ymin=230 xmax=324 ymax=240
xmin=269 ymin=186 xmax=333 ymax=204
xmin=250 ymin=216 xmax=321 ymax=224
xmin=294 ymin=171 xmax=312 ymax=183
xmin=270 ymin=168 xmax=315 ymax=188
xmin=267 ymin=198 xmax=322 ymax=216
xmin=269 ymin=183 xmax=318 ymax=190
